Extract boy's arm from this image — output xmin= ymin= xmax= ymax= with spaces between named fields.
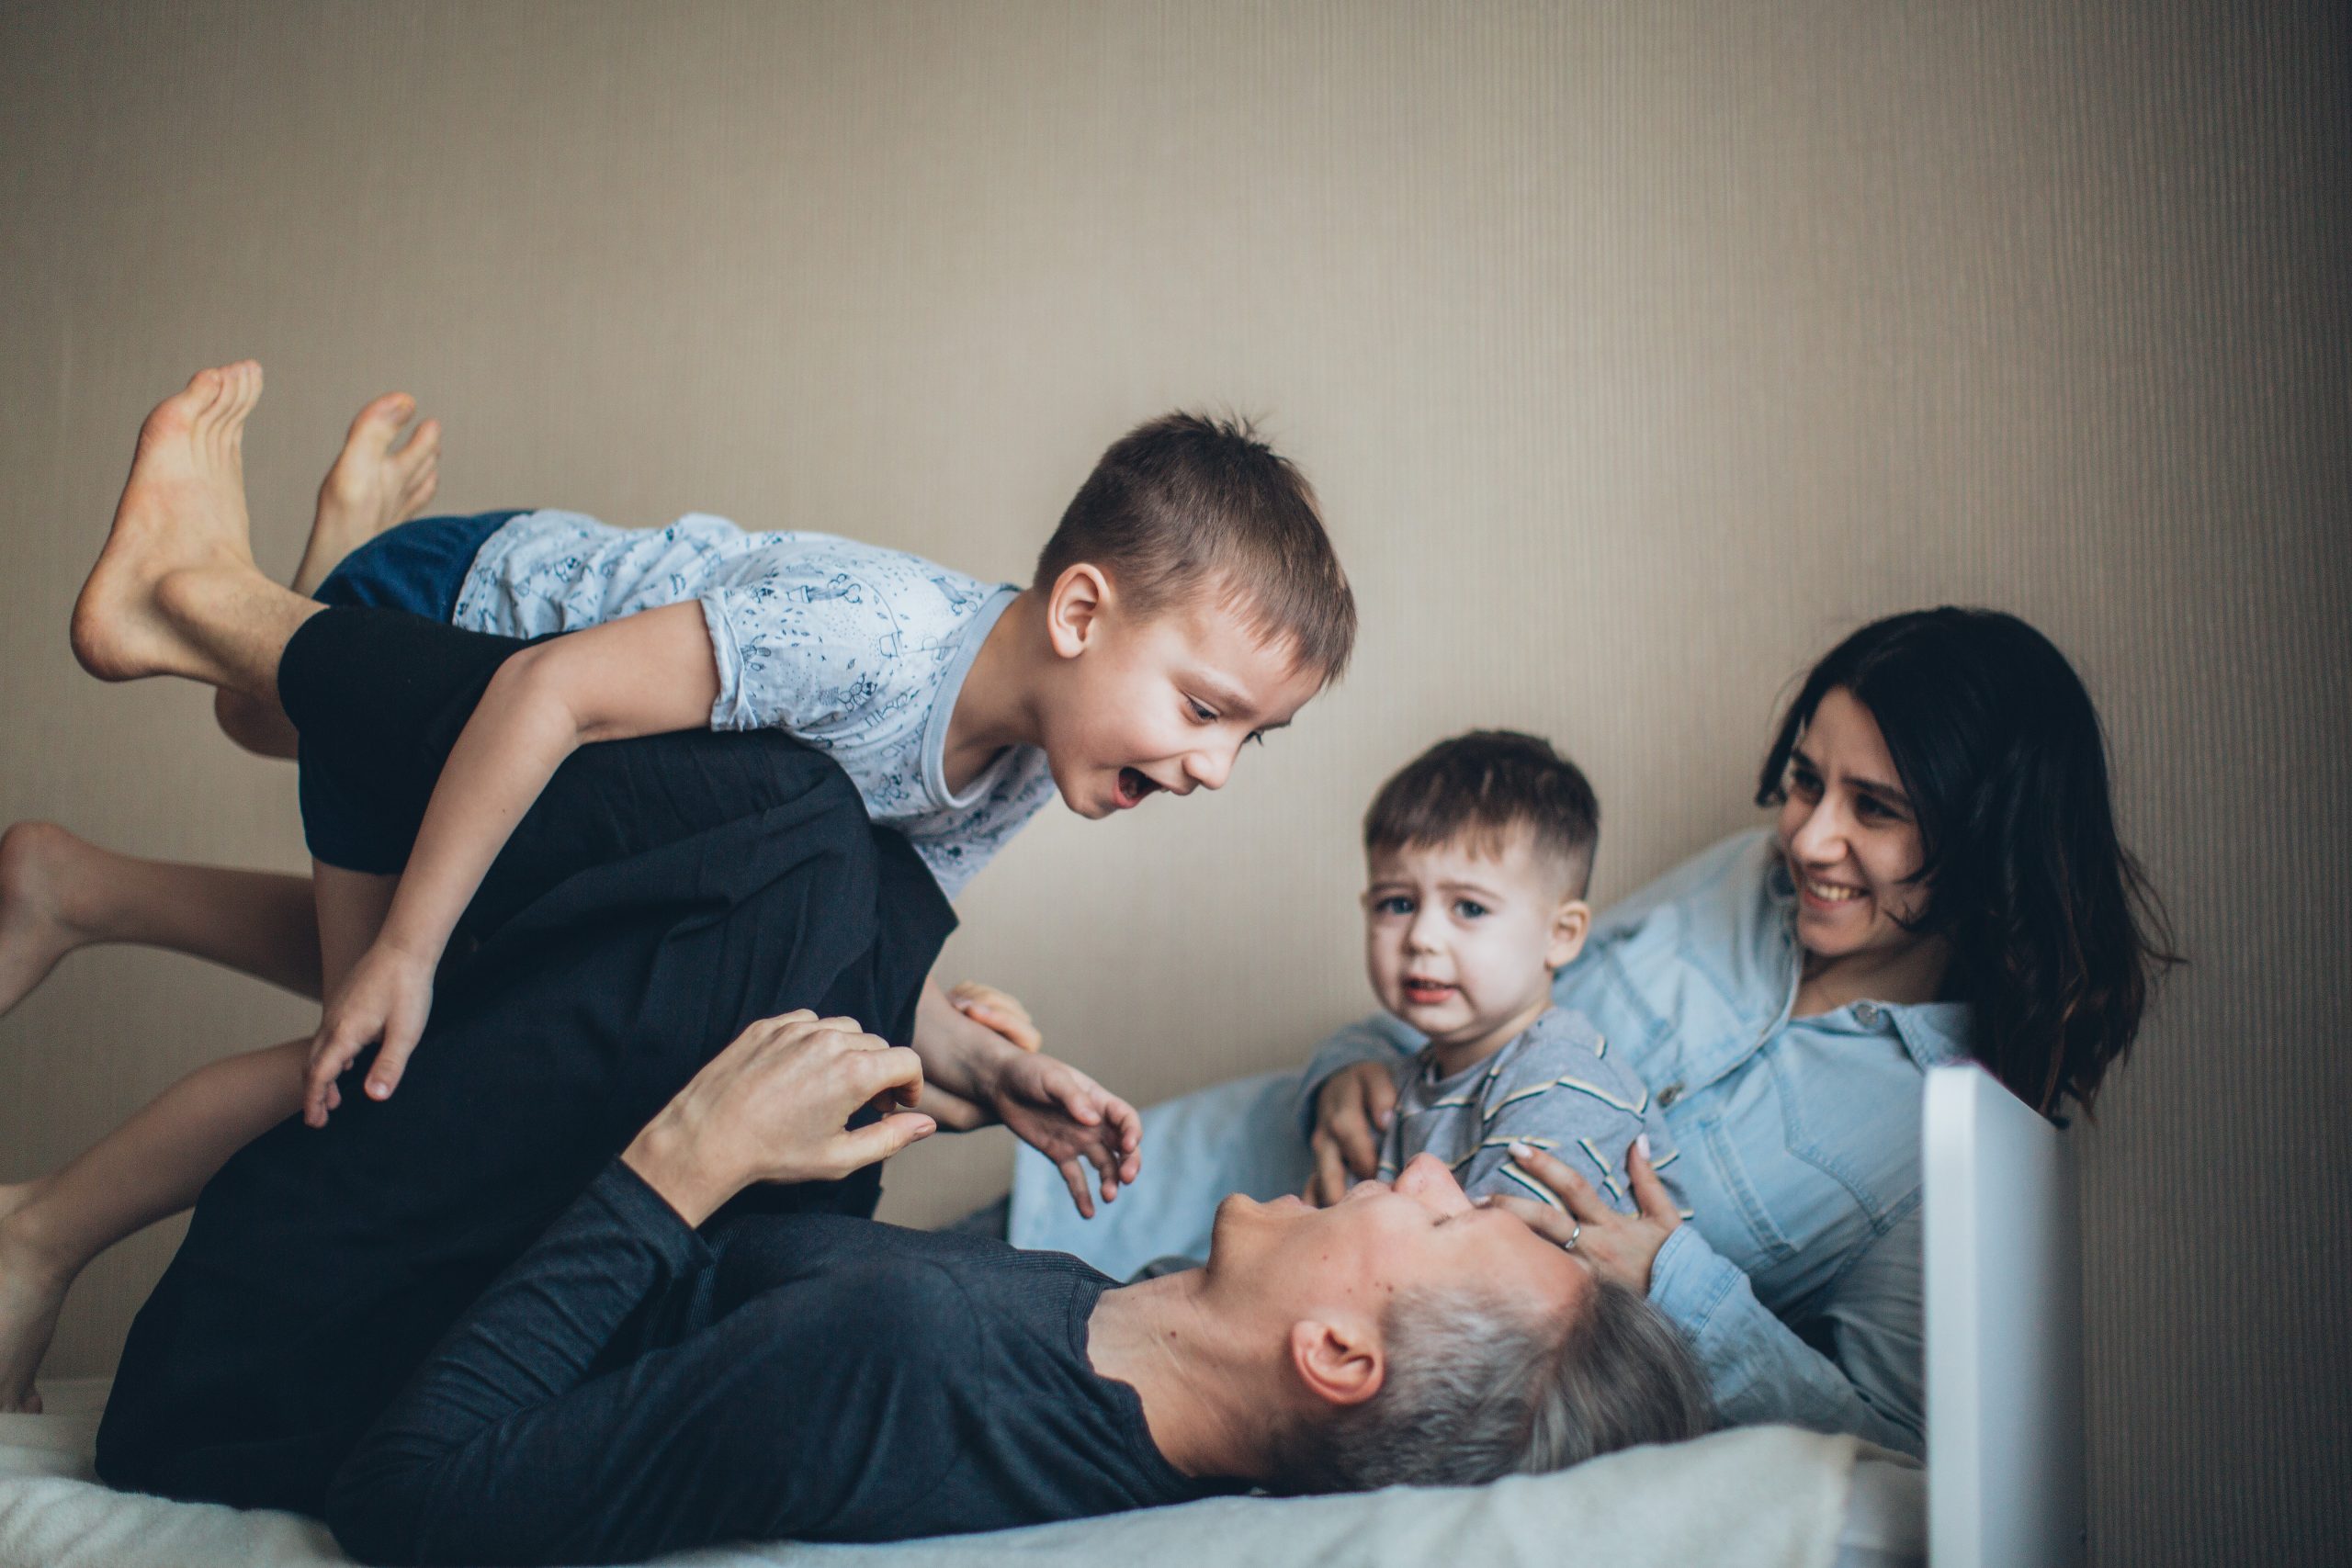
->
xmin=304 ymin=603 xmax=719 ymax=1123
xmin=910 ymin=980 xmax=1143 ymax=1217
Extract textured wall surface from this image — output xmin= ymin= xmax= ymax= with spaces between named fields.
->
xmin=1 ymin=3 xmax=2345 ymax=1561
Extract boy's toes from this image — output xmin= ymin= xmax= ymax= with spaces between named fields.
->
xmin=347 ymin=392 xmax=416 ymax=452
xmin=401 ymin=465 xmax=440 ymax=521
xmin=198 ymin=361 xmax=262 ymax=451
xmin=220 ymin=361 xmax=262 ymax=423
xmin=398 ymin=416 xmax=441 ymax=468
xmin=390 ymin=420 xmax=441 ymax=520
xmin=181 ymin=366 xmax=226 ymax=418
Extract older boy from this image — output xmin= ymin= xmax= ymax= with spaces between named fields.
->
xmin=1309 ymin=732 xmax=1683 ymax=1235
xmin=60 ymin=365 xmax=1347 ymax=1124
xmin=0 ymin=362 xmax=1351 ymax=1411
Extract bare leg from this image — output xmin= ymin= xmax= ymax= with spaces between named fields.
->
xmin=0 ymin=822 xmax=323 ymax=1016
xmin=0 ymin=1038 xmax=308 ymax=1411
xmin=209 ymin=689 xmax=301 ymax=759
xmin=0 ymin=852 xmax=395 ymax=1412
xmin=71 ymin=361 xmax=322 ymax=701
xmin=213 ymin=390 xmax=444 ymax=759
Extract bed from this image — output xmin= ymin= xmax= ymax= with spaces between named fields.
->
xmin=0 ymin=1062 xmax=2082 ymax=1568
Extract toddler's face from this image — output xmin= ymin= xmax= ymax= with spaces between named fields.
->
xmin=1035 ymin=571 xmax=1325 ymax=819
xmin=1362 ymin=833 xmax=1588 ymax=1061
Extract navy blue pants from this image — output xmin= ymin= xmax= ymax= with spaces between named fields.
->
xmin=97 ymin=607 xmax=956 ymax=1512
xmin=300 ymin=510 xmax=522 ymax=873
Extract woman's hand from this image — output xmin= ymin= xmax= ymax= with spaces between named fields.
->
xmin=304 ymin=939 xmax=438 ymax=1126
xmin=1306 ymin=1060 xmax=1399 ymax=1207
xmin=623 ymin=1010 xmax=934 ymax=1227
xmin=946 ymin=980 xmax=1043 ymax=1054
xmin=987 ymin=1051 xmax=1143 ymax=1219
xmin=1478 ymin=1136 xmax=1682 ymax=1292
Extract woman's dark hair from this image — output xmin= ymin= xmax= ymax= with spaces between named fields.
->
xmin=1756 ymin=608 xmax=2179 ymax=1116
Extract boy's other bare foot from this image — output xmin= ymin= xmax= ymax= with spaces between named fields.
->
xmin=289 ymin=392 xmax=443 ymax=595
xmin=0 ymin=822 xmax=91 ymax=1019
xmin=71 ymin=362 xmax=266 ymax=682
xmin=0 ymin=1181 xmax=70 ymax=1414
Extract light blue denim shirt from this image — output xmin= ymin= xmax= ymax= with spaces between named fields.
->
xmin=1010 ymin=828 xmax=1966 ymax=1458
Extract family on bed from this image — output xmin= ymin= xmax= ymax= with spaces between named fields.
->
xmin=0 ymin=362 xmax=2172 ymax=1564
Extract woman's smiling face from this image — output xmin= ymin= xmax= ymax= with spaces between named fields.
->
xmin=1775 ymin=686 xmax=1936 ymax=968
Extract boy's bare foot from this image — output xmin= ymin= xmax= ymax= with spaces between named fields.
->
xmin=289 ymin=392 xmax=442 ymax=595
xmin=0 ymin=823 xmax=91 ymax=1019
xmin=70 ymin=361 xmax=266 ymax=683
xmin=0 ymin=1181 xmax=70 ymax=1414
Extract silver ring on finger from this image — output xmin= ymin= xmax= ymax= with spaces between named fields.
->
xmin=1563 ymin=1221 xmax=1582 ymax=1252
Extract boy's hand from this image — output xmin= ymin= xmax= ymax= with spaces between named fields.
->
xmin=304 ymin=940 xmax=437 ymax=1126
xmin=1306 ymin=1060 xmax=1399 ymax=1206
xmin=988 ymin=1051 xmax=1143 ymax=1220
xmin=946 ymin=980 xmax=1043 ymax=1053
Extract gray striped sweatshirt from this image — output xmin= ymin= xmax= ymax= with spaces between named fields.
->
xmin=1377 ymin=1006 xmax=1686 ymax=1217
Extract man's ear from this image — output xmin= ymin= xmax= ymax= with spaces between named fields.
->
xmin=1546 ymin=898 xmax=1592 ymax=971
xmin=1287 ymin=1316 xmax=1385 ymax=1410
xmin=1045 ymin=563 xmax=1111 ymax=660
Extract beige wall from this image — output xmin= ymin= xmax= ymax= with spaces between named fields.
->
xmin=3 ymin=2 xmax=2345 ymax=1560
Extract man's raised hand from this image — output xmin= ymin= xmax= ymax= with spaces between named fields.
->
xmin=622 ymin=1010 xmax=935 ymax=1227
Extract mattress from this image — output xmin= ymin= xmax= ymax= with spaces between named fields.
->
xmin=0 ymin=1380 xmax=1918 ymax=1568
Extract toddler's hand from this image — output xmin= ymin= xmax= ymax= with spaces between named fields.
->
xmin=305 ymin=941 xmax=437 ymax=1127
xmin=946 ymin=980 xmax=1043 ymax=1053
xmin=1306 ymin=1060 xmax=1398 ymax=1206
xmin=989 ymin=1051 xmax=1143 ymax=1219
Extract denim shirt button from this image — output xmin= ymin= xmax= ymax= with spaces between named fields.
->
xmin=1657 ymin=1080 xmax=1684 ymax=1108
xmin=1854 ymin=1000 xmax=1881 ymax=1026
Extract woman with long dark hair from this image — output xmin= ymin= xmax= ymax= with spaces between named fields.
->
xmin=1017 ymin=606 xmax=2177 ymax=1457
xmin=1750 ymin=605 xmax=2170 ymax=1118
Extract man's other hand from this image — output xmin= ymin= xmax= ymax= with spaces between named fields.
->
xmin=623 ymin=1010 xmax=934 ymax=1226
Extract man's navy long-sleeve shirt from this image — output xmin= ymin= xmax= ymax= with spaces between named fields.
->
xmin=329 ymin=1161 xmax=1231 ymax=1565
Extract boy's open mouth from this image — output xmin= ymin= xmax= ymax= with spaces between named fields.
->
xmin=1401 ymin=978 xmax=1457 ymax=1005
xmin=1115 ymin=767 xmax=1161 ymax=809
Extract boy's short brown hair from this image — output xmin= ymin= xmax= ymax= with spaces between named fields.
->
xmin=1363 ymin=730 xmax=1600 ymax=897
xmin=1035 ymin=412 xmax=1355 ymax=682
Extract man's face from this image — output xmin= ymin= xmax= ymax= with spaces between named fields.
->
xmin=1205 ymin=1153 xmax=1591 ymax=1325
xmin=1034 ymin=570 xmax=1326 ymax=819
xmin=1362 ymin=836 xmax=1584 ymax=1058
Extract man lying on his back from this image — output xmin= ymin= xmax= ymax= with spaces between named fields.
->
xmin=327 ymin=1010 xmax=1713 ymax=1566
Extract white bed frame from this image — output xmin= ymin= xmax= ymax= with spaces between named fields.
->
xmin=1923 ymin=1063 xmax=2086 ymax=1568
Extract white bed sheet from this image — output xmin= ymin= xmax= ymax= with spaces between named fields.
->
xmin=0 ymin=1380 xmax=1914 ymax=1568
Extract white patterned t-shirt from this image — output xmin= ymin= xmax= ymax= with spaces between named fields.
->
xmin=450 ymin=509 xmax=1059 ymax=898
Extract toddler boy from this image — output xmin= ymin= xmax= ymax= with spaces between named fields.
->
xmin=1345 ymin=730 xmax=1680 ymax=1215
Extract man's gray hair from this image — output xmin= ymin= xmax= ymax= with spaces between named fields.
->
xmin=1278 ymin=1276 xmax=1714 ymax=1494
